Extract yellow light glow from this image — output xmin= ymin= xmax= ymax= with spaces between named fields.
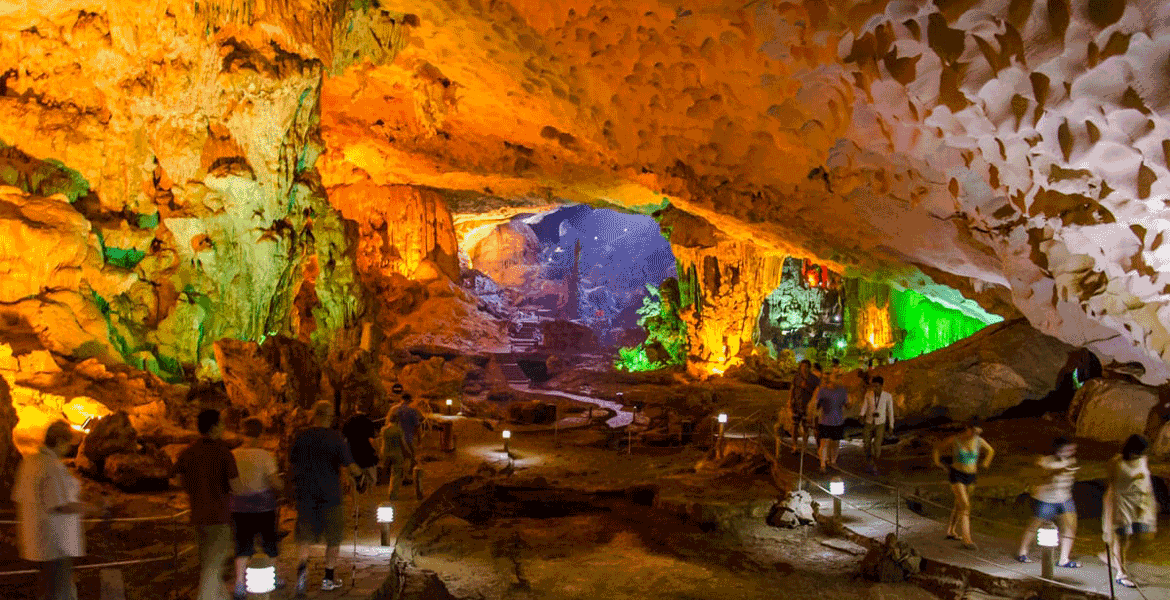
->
xmin=858 ymin=302 xmax=893 ymax=350
xmin=710 ymin=367 xmax=724 ymax=375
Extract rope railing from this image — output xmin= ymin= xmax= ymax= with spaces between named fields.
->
xmin=0 ymin=507 xmax=194 ymax=585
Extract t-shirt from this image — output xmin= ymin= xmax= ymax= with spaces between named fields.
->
xmin=380 ymin=423 xmax=406 ymax=459
xmin=231 ymin=446 xmax=279 ymax=513
xmin=12 ymin=446 xmax=84 ymax=561
xmin=173 ymin=437 xmax=239 ymax=526
xmin=398 ymin=406 xmax=422 ymax=445
xmin=1031 ymin=455 xmax=1076 ymax=503
xmin=817 ymin=387 xmax=848 ymax=427
xmin=342 ymin=414 xmax=380 ymax=468
xmin=791 ymin=372 xmax=820 ymax=412
xmin=290 ymin=427 xmax=354 ymax=510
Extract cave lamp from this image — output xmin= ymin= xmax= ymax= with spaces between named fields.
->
xmin=245 ymin=564 xmax=276 ymax=594
xmin=717 ymin=413 xmax=728 ymax=424
xmin=376 ymin=504 xmax=395 ymax=524
xmin=502 ymin=429 xmax=511 ymax=453
xmin=1037 ymin=525 xmax=1058 ymax=547
xmin=445 ymin=398 xmax=453 ymax=415
xmin=829 ymin=477 xmax=845 ymax=518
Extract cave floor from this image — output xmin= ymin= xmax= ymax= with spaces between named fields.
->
xmin=4 ymin=395 xmax=1170 ymax=599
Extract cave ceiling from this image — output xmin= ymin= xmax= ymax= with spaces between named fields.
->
xmin=4 ymin=0 xmax=1170 ymax=381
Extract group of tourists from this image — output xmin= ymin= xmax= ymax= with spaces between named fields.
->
xmin=787 ymin=359 xmax=1158 ymax=589
xmin=11 ymin=389 xmax=433 ymax=600
xmin=787 ymin=359 xmax=893 ymax=475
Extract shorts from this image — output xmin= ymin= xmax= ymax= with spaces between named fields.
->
xmin=948 ymin=467 xmax=977 ymax=486
xmin=791 ymin=407 xmax=807 ymax=423
xmin=1116 ymin=522 xmax=1152 ymax=537
xmin=819 ymin=424 xmax=844 ymax=441
xmin=233 ymin=510 xmax=279 ymax=558
xmin=1031 ymin=498 xmax=1076 ymax=521
xmin=295 ymin=504 xmax=345 ymax=546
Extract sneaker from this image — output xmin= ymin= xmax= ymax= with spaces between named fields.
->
xmin=321 ymin=578 xmax=344 ymax=591
xmin=296 ymin=568 xmax=308 ymax=596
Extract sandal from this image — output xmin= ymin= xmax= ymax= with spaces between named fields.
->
xmin=945 ymin=534 xmax=959 ymax=541
xmin=1117 ymin=577 xmax=1137 ymax=589
xmin=1015 ymin=555 xmax=1032 ymax=563
xmin=1058 ymin=560 xmax=1081 ymax=568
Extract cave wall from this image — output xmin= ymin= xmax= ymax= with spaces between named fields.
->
xmin=0 ymin=2 xmax=365 ymax=379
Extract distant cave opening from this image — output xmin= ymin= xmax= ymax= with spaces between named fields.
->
xmin=464 ymin=205 xmax=676 ymax=356
xmin=756 ymin=258 xmax=1002 ymax=367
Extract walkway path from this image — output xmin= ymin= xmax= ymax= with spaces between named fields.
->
xmin=514 ymin=385 xmax=633 ymax=428
xmin=774 ymin=446 xmax=1170 ymax=600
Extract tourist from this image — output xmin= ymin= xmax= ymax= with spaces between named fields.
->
xmin=789 ymin=359 xmax=820 ymax=456
xmin=1015 ymin=437 xmax=1080 ymax=568
xmin=380 ymin=409 xmax=412 ymax=500
xmin=932 ymin=419 xmax=994 ymax=550
xmin=230 ymin=418 xmax=285 ymax=600
xmin=171 ymin=409 xmax=241 ymax=600
xmin=342 ymin=411 xmax=380 ymax=491
xmin=13 ymin=420 xmax=107 ymax=600
xmin=810 ymin=362 xmax=824 ymax=446
xmin=860 ymin=375 xmax=894 ymax=472
xmin=396 ymin=393 xmax=423 ymax=476
xmin=814 ymin=369 xmax=849 ymax=473
xmin=290 ymin=400 xmax=365 ymax=594
xmin=1102 ymin=434 xmax=1156 ymax=589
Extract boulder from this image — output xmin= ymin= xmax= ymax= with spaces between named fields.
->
xmin=77 ymin=411 xmax=137 ymax=476
xmin=215 ymin=335 xmax=320 ymax=427
xmin=1070 ymin=379 xmax=1161 ymax=443
xmin=104 ymin=449 xmax=172 ymax=490
xmin=399 ymin=356 xmax=467 ymax=401
xmin=844 ymin=319 xmax=1076 ymax=427
xmin=861 ymin=533 xmax=922 ymax=583
xmin=767 ymin=489 xmax=815 ymax=528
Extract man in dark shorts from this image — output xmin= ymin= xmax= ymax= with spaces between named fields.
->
xmin=342 ymin=412 xmax=380 ymax=490
xmin=291 ymin=401 xmax=365 ymax=594
xmin=171 ymin=409 xmax=240 ymax=600
xmin=789 ymin=359 xmax=820 ymax=456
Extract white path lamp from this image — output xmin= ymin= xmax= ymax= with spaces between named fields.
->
xmin=502 ymin=429 xmax=511 ymax=454
xmin=717 ymin=413 xmax=728 ymax=458
xmin=1038 ymin=524 xmax=1058 ymax=579
xmin=829 ymin=477 xmax=845 ymax=518
xmin=377 ymin=504 xmax=395 ymax=546
xmin=246 ymin=557 xmax=276 ymax=598
xmin=445 ymin=398 xmax=453 ymax=415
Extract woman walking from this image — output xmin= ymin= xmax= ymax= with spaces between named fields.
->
xmin=1102 ymin=434 xmax=1156 ymax=589
xmin=1016 ymin=437 xmax=1080 ymax=567
xmin=933 ymin=419 xmax=995 ymax=550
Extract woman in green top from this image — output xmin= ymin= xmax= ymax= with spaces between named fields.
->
xmin=933 ymin=419 xmax=995 ymax=550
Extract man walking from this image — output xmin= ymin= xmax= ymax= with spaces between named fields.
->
xmin=230 ymin=418 xmax=284 ymax=600
xmin=860 ymin=376 xmax=895 ymax=473
xmin=171 ymin=409 xmax=240 ymax=600
xmin=13 ymin=420 xmax=107 ymax=600
xmin=290 ymin=400 xmax=364 ymax=595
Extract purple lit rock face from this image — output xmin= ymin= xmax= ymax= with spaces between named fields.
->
xmin=527 ymin=206 xmax=676 ymax=332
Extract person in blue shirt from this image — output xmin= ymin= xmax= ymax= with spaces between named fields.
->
xmin=393 ymin=394 xmax=423 ymax=479
xmin=814 ymin=368 xmax=850 ymax=473
xmin=290 ymin=401 xmax=364 ymax=594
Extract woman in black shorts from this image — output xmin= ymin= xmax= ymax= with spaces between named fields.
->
xmin=933 ymin=419 xmax=995 ymax=550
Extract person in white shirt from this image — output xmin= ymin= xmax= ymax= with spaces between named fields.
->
xmin=1016 ymin=437 xmax=1080 ymax=568
xmin=230 ymin=418 xmax=285 ymax=600
xmin=12 ymin=420 xmax=106 ymax=600
xmin=860 ymin=376 xmax=894 ymax=471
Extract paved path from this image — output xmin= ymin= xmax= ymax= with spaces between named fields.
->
xmin=514 ymin=385 xmax=633 ymax=428
xmin=774 ymin=447 xmax=1170 ymax=600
